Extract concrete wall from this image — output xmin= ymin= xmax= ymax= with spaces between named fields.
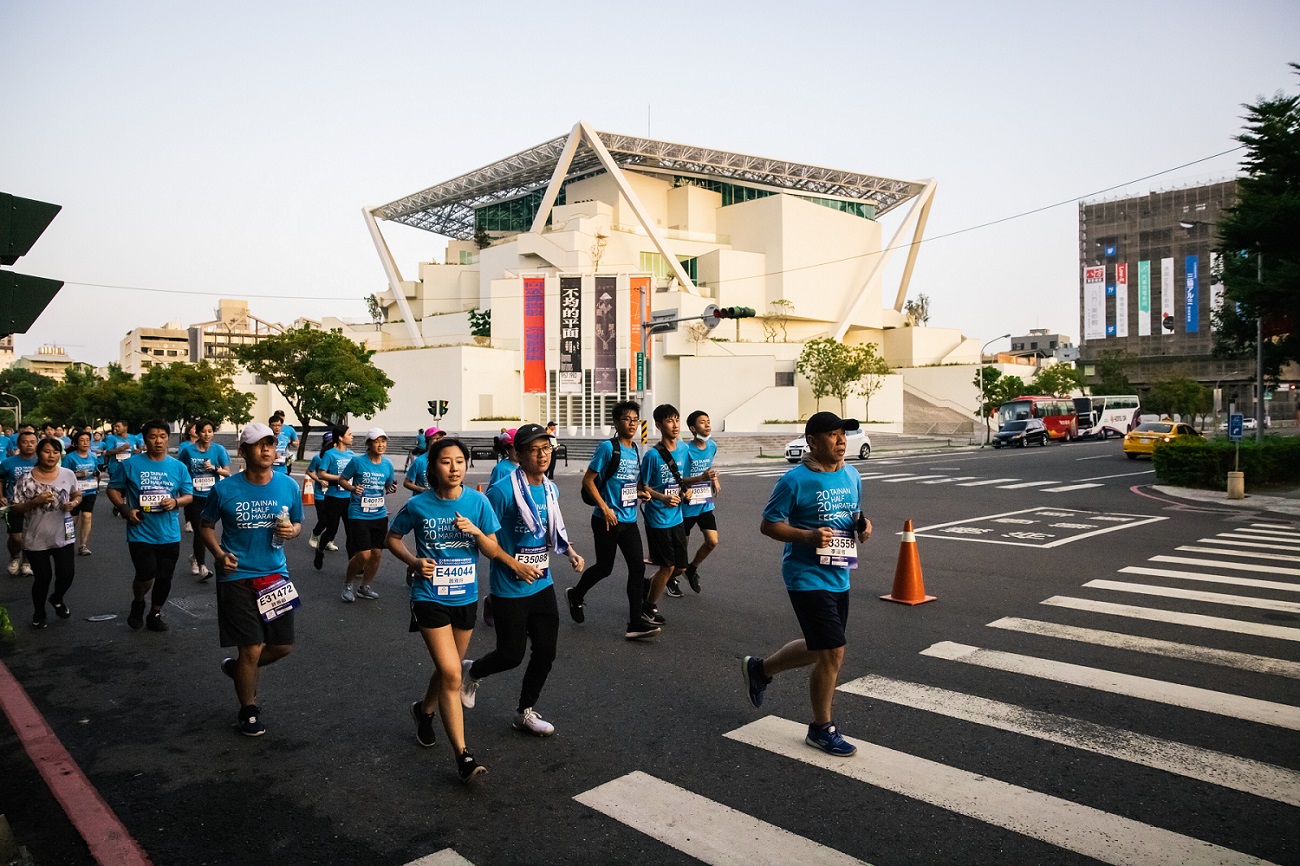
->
xmin=883 ymin=326 xmax=980 ymax=366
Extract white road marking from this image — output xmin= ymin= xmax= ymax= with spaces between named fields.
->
xmin=956 ymin=477 xmax=1020 ymax=486
xmin=1043 ymin=483 xmax=1106 ymax=492
xmin=878 ymin=475 xmax=946 ymax=483
xmin=912 ymin=509 xmax=1166 ymax=548
xmin=1177 ymin=545 xmax=1300 ymax=563
xmin=1084 ymin=579 xmax=1300 ymax=614
xmin=1253 ymin=523 xmax=1300 ymax=531
xmin=1076 ymin=453 xmax=1115 ymax=460
xmin=1042 ymin=596 xmax=1300 ymax=642
xmin=920 ymin=641 xmax=1300 ymax=730
xmin=1202 ymin=536 xmax=1300 ymax=552
xmin=920 ymin=476 xmax=980 ymax=484
xmin=726 ymin=716 xmax=1275 ymax=866
xmin=996 ymin=480 xmax=1060 ymax=489
xmin=988 ymin=616 xmax=1300 ymax=679
xmin=1119 ymin=565 xmax=1300 ymax=593
xmin=573 ymin=771 xmax=868 ymax=866
xmin=403 ymin=850 xmax=475 ymax=866
xmin=1150 ymin=555 xmax=1300 ymax=577
xmin=1233 ymin=527 xmax=1300 ymax=540
xmin=863 ymin=473 xmax=925 ymax=481
xmin=1077 ymin=470 xmax=1156 ymax=481
xmin=840 ymin=674 xmax=1300 ymax=806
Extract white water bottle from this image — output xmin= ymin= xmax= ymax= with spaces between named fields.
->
xmin=271 ymin=505 xmax=290 ymax=549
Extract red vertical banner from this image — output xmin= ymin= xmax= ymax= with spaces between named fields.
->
xmin=629 ymin=275 xmax=649 ymax=366
xmin=522 ymin=276 xmax=546 ymax=393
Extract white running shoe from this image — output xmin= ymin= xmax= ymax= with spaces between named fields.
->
xmin=512 ymin=707 xmax=556 ymax=737
xmin=197 ymin=565 xmax=212 ymax=583
xmin=340 ymin=585 xmax=356 ymax=603
xmin=190 ymin=555 xmax=200 ymax=575
xmin=7 ymin=558 xmax=19 ymax=576
xmin=460 ymin=659 xmax=479 ymax=709
xmin=184 ymin=521 xmax=193 ymax=533
xmin=20 ymin=560 xmax=32 ymax=576
xmin=325 ymin=541 xmax=338 ymax=551
xmin=308 ymin=534 xmax=319 ymax=549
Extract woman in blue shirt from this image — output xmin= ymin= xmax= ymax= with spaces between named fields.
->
xmin=312 ymin=426 xmax=355 ymax=571
xmin=62 ymin=430 xmax=101 ymax=556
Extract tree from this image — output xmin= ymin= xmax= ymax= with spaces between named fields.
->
xmin=235 ymin=327 xmax=394 ymax=458
xmin=796 ymin=337 xmax=855 ymax=414
xmin=37 ymin=365 xmax=101 ymax=427
xmin=468 ymin=308 xmax=492 ymax=344
xmin=973 ymin=366 xmax=1030 ymax=441
xmin=138 ymin=360 xmax=254 ymax=430
xmin=849 ymin=343 xmax=891 ymax=421
xmin=1145 ymin=376 xmax=1212 ymax=425
xmin=1213 ymin=63 xmax=1300 ymax=379
xmin=88 ymin=364 xmax=146 ymax=430
xmin=1094 ymin=350 xmax=1135 ymax=395
xmin=0 ymin=368 xmax=56 ymax=426
xmin=1030 ymin=364 xmax=1084 ymax=398
xmin=903 ymin=293 xmax=931 ymax=326
xmin=763 ymin=299 xmax=795 ymax=342
xmin=365 ymin=294 xmax=385 ymax=326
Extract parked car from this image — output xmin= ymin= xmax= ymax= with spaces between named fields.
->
xmin=1124 ymin=421 xmax=1202 ymax=458
xmin=991 ymin=418 xmax=1049 ymax=448
xmin=785 ymin=429 xmax=872 ymax=463
xmin=1217 ymin=417 xmax=1261 ymax=432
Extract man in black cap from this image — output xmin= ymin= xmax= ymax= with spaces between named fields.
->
xmin=741 ymin=411 xmax=873 ymax=758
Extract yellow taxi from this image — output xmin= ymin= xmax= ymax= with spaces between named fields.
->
xmin=1122 ymin=421 xmax=1202 ymax=459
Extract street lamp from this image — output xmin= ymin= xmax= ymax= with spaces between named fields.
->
xmin=0 ymin=392 xmax=20 ymax=427
xmin=978 ymin=334 xmax=1011 ymax=447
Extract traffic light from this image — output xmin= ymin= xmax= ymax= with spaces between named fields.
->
xmin=713 ymin=306 xmax=756 ymax=319
xmin=0 ymin=193 xmax=64 ymax=338
xmin=439 ymin=400 xmax=449 ymax=416
xmin=427 ymin=400 xmax=449 ymax=417
xmin=427 ymin=400 xmax=437 ymax=416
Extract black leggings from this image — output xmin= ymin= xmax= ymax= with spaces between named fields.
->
xmin=313 ymin=496 xmax=347 ymax=545
xmin=28 ymin=545 xmax=75 ymax=621
xmin=127 ymin=541 xmax=180 ymax=608
xmin=469 ymin=585 xmax=559 ymax=712
xmin=185 ymin=499 xmax=208 ymax=566
xmin=573 ymin=517 xmax=646 ymax=623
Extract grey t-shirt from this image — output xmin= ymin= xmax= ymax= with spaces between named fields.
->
xmin=14 ymin=467 xmax=77 ymax=551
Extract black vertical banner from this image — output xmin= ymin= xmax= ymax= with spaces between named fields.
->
xmin=559 ymin=276 xmax=583 ymax=394
xmin=593 ymin=275 xmax=617 ymax=394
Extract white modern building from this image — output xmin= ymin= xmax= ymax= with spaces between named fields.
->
xmin=349 ymin=122 xmax=984 ymax=434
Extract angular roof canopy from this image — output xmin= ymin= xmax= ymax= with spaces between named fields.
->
xmin=373 ymin=128 xmax=928 ymax=240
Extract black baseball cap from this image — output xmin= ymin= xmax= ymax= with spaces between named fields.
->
xmin=513 ymin=423 xmax=550 ymax=449
xmin=804 ymin=411 xmax=860 ymax=437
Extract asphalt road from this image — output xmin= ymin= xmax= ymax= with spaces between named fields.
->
xmin=2 ymin=439 xmax=1298 ymax=865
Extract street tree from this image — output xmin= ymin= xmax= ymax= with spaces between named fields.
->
xmin=89 ymin=365 xmax=146 ymax=429
xmin=1145 ymin=376 xmax=1212 ymax=426
xmin=904 ymin=293 xmax=931 ymax=326
xmin=0 ymin=368 xmax=56 ymax=426
xmin=36 ymin=365 xmax=101 ymax=427
xmin=796 ymin=337 xmax=854 ymax=414
xmin=973 ymin=366 xmax=1031 ymax=441
xmin=1030 ymin=364 xmax=1084 ymax=398
xmin=235 ymin=327 xmax=394 ymax=458
xmin=1213 ymin=63 xmax=1300 ymax=380
xmin=763 ymin=299 xmax=795 ymax=342
xmin=849 ymin=343 xmax=891 ymax=421
xmin=1093 ymin=350 xmax=1135 ymax=394
xmin=138 ymin=360 xmax=254 ymax=430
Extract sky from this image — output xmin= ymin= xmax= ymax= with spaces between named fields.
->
xmin=2 ymin=0 xmax=1297 ymax=367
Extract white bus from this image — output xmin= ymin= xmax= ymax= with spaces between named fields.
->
xmin=1073 ymin=395 xmax=1141 ymax=439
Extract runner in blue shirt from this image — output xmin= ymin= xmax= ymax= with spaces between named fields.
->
xmin=677 ymin=410 xmax=721 ymax=596
xmin=487 ymin=428 xmax=518 ymax=488
xmin=305 ymin=430 xmax=333 ymax=549
xmin=742 ymin=412 xmax=873 ymax=758
xmin=105 ymin=419 xmax=194 ymax=633
xmin=386 ymin=436 xmax=509 ymax=783
xmin=567 ymin=402 xmax=656 ymax=639
xmin=638 ymin=404 xmax=690 ymax=625
xmin=402 ymin=427 xmax=446 ymax=494
xmin=89 ymin=431 xmax=106 ymax=461
xmin=336 ymin=428 xmax=396 ymax=603
xmin=62 ymin=430 xmax=102 ymax=556
xmin=1 ymin=429 xmax=40 ymax=575
xmin=269 ymin=415 xmax=298 ymax=476
xmin=102 ymin=421 xmax=134 ymax=469
xmin=128 ymin=431 xmax=145 ymax=453
xmin=460 ymin=424 xmax=584 ymax=738
xmin=199 ymin=422 xmax=303 ymax=738
xmin=177 ymin=418 xmax=232 ymax=581
xmin=312 ymin=426 xmax=355 ymax=570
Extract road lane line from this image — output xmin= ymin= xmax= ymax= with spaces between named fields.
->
xmin=920 ymin=476 xmax=979 ymax=484
xmin=920 ymin=641 xmax=1300 ymax=730
xmin=1043 ymin=483 xmax=1105 ymax=492
xmin=1233 ymin=528 xmax=1300 ymax=540
xmin=1076 ymin=454 xmax=1114 ymax=460
xmin=988 ymin=616 xmax=1300 ymax=679
xmin=1254 ymin=523 xmax=1300 ymax=530
xmin=573 ymin=771 xmax=868 ymax=866
xmin=1202 ymin=536 xmax=1300 ymax=552
xmin=725 ymin=716 xmax=1275 ymax=866
xmin=1077 ymin=470 xmax=1156 ymax=481
xmin=840 ymin=673 xmax=1300 ymax=806
xmin=1042 ymin=596 xmax=1300 ymax=641
xmin=1083 ymin=579 xmax=1300 ymax=614
xmin=404 ymin=851 xmax=476 ymax=866
xmin=1150 ymin=556 xmax=1300 ymax=577
xmin=878 ymin=475 xmax=945 ymax=483
xmin=863 ymin=473 xmax=927 ymax=481
xmin=996 ymin=480 xmax=1060 ymax=489
xmin=1119 ymin=566 xmax=1300 ymax=593
xmin=956 ymin=478 xmax=1020 ymax=486
xmin=1177 ymin=545 xmax=1300 ymax=563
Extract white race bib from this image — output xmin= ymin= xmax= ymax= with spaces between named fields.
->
xmin=516 ymin=545 xmax=549 ymax=578
xmin=64 ymin=514 xmax=76 ymax=542
xmin=361 ymin=495 xmax=384 ymax=513
xmin=663 ymin=485 xmax=681 ymax=500
xmin=431 ymin=561 xmax=476 ymax=591
xmin=256 ymin=579 xmax=300 ymax=622
xmin=816 ymin=529 xmax=858 ymax=569
xmin=688 ymin=482 xmax=713 ymax=503
xmin=620 ymin=482 xmax=638 ymax=508
xmin=77 ymin=477 xmax=97 ymax=493
xmin=115 ymin=452 xmax=130 ymax=462
xmin=138 ymin=491 xmax=166 ymax=511
xmin=193 ymin=475 xmax=216 ymax=492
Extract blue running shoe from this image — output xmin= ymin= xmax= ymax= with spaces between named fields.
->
xmin=742 ymin=656 xmax=770 ymax=708
xmin=805 ymin=721 xmax=856 ymax=757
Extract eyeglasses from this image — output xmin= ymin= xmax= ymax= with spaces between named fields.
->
xmin=526 ymin=445 xmax=553 ymax=455
xmin=617 ymin=416 xmax=640 ymax=424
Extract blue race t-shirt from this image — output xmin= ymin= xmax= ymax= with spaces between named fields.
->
xmin=176 ymin=442 xmax=231 ymax=499
xmin=341 ymin=455 xmax=394 ymax=520
xmin=107 ymin=454 xmax=194 ymax=545
xmin=90 ymin=438 xmax=105 ymax=457
xmin=587 ymin=440 xmax=640 ymax=523
xmin=486 ymin=474 xmax=552 ymax=600
xmin=682 ymin=438 xmax=719 ymax=518
xmin=273 ymin=428 xmax=297 ymax=475
xmin=102 ymin=434 xmax=133 ymax=467
xmin=389 ymin=488 xmax=500 ymax=607
xmin=638 ymin=442 xmax=688 ymax=530
xmin=319 ymin=448 xmax=356 ymax=499
xmin=761 ymin=463 xmax=863 ymax=593
xmin=488 ymin=458 xmax=518 ymax=489
xmin=200 ymin=472 xmax=303 ymax=582
xmin=0 ymin=455 xmax=38 ymax=500
xmin=405 ymin=452 xmax=429 ymax=489
xmin=128 ymin=433 xmax=144 ymax=452
xmin=61 ymin=452 xmax=100 ymax=498
xmin=306 ymin=453 xmax=327 ymax=495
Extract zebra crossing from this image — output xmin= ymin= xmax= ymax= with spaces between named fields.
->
xmin=716 ymin=463 xmax=1108 ymax=494
xmin=559 ymin=521 xmax=1300 ymax=865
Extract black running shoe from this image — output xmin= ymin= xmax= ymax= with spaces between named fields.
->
xmin=565 ymin=587 xmax=584 ymax=624
xmin=665 ymin=577 xmax=683 ymax=598
xmin=742 ymin=655 xmax=771 ymax=708
xmin=49 ymin=598 xmax=71 ymax=619
xmin=685 ymin=565 xmax=701 ymax=594
xmin=411 ymin=701 xmax=437 ymax=747
xmin=127 ymin=599 xmax=146 ymax=630
xmin=457 ymin=750 xmax=486 ymax=783
xmin=313 ymin=547 xmax=324 ymax=571
xmin=625 ymin=619 xmax=662 ymax=640
xmin=642 ymin=605 xmax=665 ymax=626
xmin=145 ymin=611 xmax=168 ymax=632
xmin=238 ymin=704 xmax=265 ymax=737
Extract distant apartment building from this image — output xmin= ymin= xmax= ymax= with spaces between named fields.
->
xmin=120 ymin=323 xmax=189 ymax=375
xmin=119 ymin=299 xmax=311 ymax=374
xmin=12 ymin=344 xmax=87 ymax=382
xmin=0 ymin=335 xmax=14 ymax=371
xmin=1010 ymin=329 xmax=1072 ymax=360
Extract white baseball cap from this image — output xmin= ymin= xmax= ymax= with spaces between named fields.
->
xmin=366 ymin=427 xmax=387 ymax=441
xmin=239 ymin=422 xmax=275 ymax=445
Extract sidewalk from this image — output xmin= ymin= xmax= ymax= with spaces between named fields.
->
xmin=1151 ymin=484 xmax=1300 ymax=517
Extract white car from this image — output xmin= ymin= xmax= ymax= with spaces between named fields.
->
xmin=1217 ymin=417 xmax=1261 ymax=432
xmin=785 ymin=429 xmax=872 ymax=462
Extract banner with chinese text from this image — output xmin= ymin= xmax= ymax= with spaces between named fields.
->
xmin=559 ymin=276 xmax=583 ymax=394
xmin=522 ymin=277 xmax=546 ymax=393
xmin=593 ymin=276 xmax=617 ymax=393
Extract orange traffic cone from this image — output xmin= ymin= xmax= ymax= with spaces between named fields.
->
xmin=476 ymin=483 xmax=484 ymax=492
xmin=301 ymin=477 xmax=315 ymax=506
xmin=881 ymin=519 xmax=935 ymax=605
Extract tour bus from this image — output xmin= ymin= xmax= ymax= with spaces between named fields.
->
xmin=1073 ymin=395 xmax=1142 ymax=439
xmin=997 ymin=396 xmax=1079 ymax=441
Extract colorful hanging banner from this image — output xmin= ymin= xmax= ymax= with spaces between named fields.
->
xmin=1114 ymin=262 xmax=1128 ymax=338
xmin=522 ymin=277 xmax=546 ymax=393
xmin=1083 ymin=265 xmax=1106 ymax=341
xmin=629 ymin=275 xmax=650 ymax=388
xmin=1137 ymin=260 xmax=1151 ymax=336
xmin=1209 ymin=252 xmax=1224 ymax=332
xmin=593 ymin=276 xmax=617 ymax=394
xmin=1161 ymin=257 xmax=1175 ymax=336
xmin=1185 ymin=255 xmax=1199 ymax=333
xmin=558 ymin=276 xmax=583 ymax=394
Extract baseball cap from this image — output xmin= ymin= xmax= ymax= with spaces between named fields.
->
xmin=512 ymin=423 xmax=549 ymax=449
xmin=499 ymin=428 xmax=517 ymax=446
xmin=804 ymin=412 xmax=860 ymax=437
xmin=239 ymin=422 xmax=275 ymax=445
xmin=365 ymin=427 xmax=387 ymax=441
xmin=424 ymin=426 xmax=445 ymax=439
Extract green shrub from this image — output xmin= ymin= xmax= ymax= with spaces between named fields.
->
xmin=1153 ymin=437 xmax=1300 ymax=490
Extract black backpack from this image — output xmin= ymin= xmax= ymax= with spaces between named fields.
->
xmin=582 ymin=437 xmax=632 ymax=506
xmin=654 ymin=442 xmax=683 ymax=489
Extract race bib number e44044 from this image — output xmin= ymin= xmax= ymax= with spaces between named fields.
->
xmin=431 ymin=561 xmax=476 ymax=595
